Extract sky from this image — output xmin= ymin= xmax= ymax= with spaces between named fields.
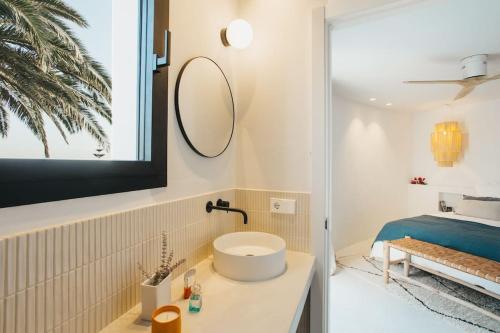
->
xmin=0 ymin=0 xmax=113 ymax=160
xmin=0 ymin=0 xmax=145 ymax=160
xmin=65 ymin=0 xmax=112 ymax=73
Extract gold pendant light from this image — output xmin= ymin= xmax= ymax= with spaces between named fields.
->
xmin=431 ymin=122 xmax=463 ymax=167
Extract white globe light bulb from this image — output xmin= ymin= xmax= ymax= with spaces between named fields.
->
xmin=225 ymin=19 xmax=253 ymax=49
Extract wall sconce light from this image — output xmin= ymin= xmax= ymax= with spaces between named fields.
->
xmin=431 ymin=121 xmax=463 ymax=167
xmin=221 ymin=19 xmax=253 ymax=49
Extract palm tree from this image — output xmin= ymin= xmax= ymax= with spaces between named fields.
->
xmin=0 ymin=0 xmax=111 ymax=157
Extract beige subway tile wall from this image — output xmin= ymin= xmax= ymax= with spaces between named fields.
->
xmin=235 ymin=189 xmax=310 ymax=253
xmin=0 ymin=189 xmax=310 ymax=333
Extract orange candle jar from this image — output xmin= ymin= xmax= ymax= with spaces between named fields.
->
xmin=151 ymin=305 xmax=182 ymax=333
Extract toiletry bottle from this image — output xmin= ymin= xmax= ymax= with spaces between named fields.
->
xmin=184 ymin=269 xmax=196 ymax=299
xmin=188 ymin=283 xmax=202 ymax=313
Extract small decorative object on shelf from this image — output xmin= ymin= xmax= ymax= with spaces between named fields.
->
xmin=138 ymin=231 xmax=186 ymax=320
xmin=152 ymin=305 xmax=182 ymax=333
xmin=183 ymin=269 xmax=196 ymax=299
xmin=188 ymin=282 xmax=203 ymax=313
xmin=410 ymin=177 xmax=427 ymax=185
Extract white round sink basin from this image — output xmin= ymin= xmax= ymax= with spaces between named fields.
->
xmin=213 ymin=232 xmax=286 ymax=281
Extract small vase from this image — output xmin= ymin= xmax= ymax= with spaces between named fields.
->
xmin=141 ymin=274 xmax=172 ymax=320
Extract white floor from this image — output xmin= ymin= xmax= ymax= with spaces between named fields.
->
xmin=329 ymin=240 xmax=467 ymax=333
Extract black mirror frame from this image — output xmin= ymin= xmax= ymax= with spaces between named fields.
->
xmin=0 ymin=0 xmax=170 ymax=209
xmin=174 ymin=56 xmax=235 ymax=158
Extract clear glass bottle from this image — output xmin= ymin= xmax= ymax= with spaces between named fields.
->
xmin=184 ymin=269 xmax=196 ymax=299
xmin=188 ymin=283 xmax=202 ymax=313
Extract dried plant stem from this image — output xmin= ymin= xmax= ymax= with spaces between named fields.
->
xmin=137 ymin=263 xmax=151 ymax=281
xmin=137 ymin=231 xmax=186 ymax=286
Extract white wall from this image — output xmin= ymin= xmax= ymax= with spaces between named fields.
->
xmin=331 ymin=96 xmax=411 ymax=250
xmin=165 ymin=0 xmax=238 ymax=195
xmin=410 ymin=99 xmax=500 ymax=188
xmin=0 ymin=0 xmax=239 ymax=237
xmin=235 ymin=0 xmax=325 ymax=192
xmin=326 ymin=0 xmax=402 ymax=20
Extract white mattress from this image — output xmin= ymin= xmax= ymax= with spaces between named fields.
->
xmin=370 ymin=213 xmax=500 ymax=295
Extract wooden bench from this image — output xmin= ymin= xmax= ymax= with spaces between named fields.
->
xmin=383 ymin=237 xmax=500 ymax=321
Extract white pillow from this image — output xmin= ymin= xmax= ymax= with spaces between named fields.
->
xmin=455 ymin=199 xmax=500 ymax=221
xmin=475 ymin=184 xmax=500 ymax=198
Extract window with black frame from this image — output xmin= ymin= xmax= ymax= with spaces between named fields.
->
xmin=0 ymin=0 xmax=169 ymax=207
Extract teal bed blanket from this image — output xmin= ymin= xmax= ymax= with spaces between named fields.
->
xmin=373 ymin=215 xmax=500 ymax=262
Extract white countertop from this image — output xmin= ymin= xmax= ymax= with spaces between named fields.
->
xmin=101 ymin=251 xmax=315 ymax=333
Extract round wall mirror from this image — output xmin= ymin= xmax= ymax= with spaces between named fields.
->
xmin=175 ymin=57 xmax=235 ymax=158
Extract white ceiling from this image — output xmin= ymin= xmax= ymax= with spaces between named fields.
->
xmin=331 ymin=0 xmax=500 ymax=112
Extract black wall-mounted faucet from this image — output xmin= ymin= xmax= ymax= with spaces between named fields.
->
xmin=206 ymin=199 xmax=248 ymax=224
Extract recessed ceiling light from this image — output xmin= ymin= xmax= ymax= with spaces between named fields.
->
xmin=386 ymin=102 xmax=392 ymax=106
xmin=369 ymin=98 xmax=376 ymax=102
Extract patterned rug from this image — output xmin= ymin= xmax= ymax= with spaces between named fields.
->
xmin=336 ymin=255 xmax=500 ymax=333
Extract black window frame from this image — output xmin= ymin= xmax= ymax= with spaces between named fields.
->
xmin=0 ymin=0 xmax=169 ymax=208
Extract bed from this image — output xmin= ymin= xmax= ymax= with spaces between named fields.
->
xmin=371 ymin=212 xmax=500 ymax=295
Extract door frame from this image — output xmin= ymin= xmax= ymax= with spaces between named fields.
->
xmin=310 ymin=6 xmax=331 ymax=333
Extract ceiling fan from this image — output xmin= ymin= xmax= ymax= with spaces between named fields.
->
xmin=404 ymin=54 xmax=500 ymax=100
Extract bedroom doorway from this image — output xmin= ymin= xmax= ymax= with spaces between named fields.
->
xmin=326 ymin=1 xmax=500 ymax=332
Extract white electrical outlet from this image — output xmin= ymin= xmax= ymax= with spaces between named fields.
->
xmin=270 ymin=198 xmax=296 ymax=214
